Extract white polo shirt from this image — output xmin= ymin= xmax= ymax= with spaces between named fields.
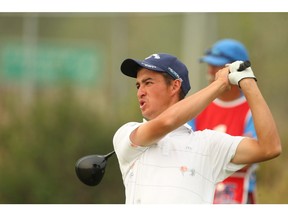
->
xmin=113 ymin=121 xmax=245 ymax=204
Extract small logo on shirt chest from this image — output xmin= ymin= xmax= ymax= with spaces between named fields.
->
xmin=180 ymin=166 xmax=196 ymax=176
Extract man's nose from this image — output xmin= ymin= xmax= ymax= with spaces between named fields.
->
xmin=137 ymin=86 xmax=146 ymax=98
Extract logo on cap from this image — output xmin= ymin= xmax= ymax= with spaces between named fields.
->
xmin=145 ymin=54 xmax=160 ymax=60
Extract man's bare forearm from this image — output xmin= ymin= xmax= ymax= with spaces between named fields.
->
xmin=240 ymin=79 xmax=282 ymax=159
xmin=132 ymin=77 xmax=229 ymax=147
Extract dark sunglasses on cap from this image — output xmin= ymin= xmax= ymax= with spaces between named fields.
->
xmin=204 ymin=48 xmax=235 ymax=63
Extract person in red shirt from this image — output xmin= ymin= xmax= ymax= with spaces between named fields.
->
xmin=188 ymin=39 xmax=257 ymax=204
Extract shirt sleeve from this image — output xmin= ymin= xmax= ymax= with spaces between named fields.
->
xmin=203 ymin=129 xmax=246 ymax=183
xmin=113 ymin=122 xmax=148 ymax=175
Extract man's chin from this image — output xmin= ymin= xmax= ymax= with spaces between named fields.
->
xmin=142 ymin=112 xmax=151 ymax=121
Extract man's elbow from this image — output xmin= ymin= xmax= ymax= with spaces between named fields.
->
xmin=265 ymin=141 xmax=282 ymax=160
xmin=273 ymin=143 xmax=282 ymax=158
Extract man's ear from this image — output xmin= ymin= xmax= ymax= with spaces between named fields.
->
xmin=171 ymin=79 xmax=182 ymax=96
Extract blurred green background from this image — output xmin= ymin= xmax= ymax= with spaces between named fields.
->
xmin=0 ymin=13 xmax=287 ymax=204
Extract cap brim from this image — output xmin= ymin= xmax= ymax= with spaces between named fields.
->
xmin=121 ymin=59 xmax=143 ymax=78
xmin=121 ymin=58 xmax=165 ymax=78
xmin=200 ymin=56 xmax=230 ymax=66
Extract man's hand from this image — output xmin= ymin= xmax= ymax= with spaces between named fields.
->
xmin=228 ymin=61 xmax=257 ymax=87
xmin=214 ymin=67 xmax=231 ymax=92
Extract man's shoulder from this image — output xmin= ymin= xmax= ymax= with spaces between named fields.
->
xmin=115 ymin=121 xmax=141 ymax=132
xmin=114 ymin=121 xmax=143 ymax=139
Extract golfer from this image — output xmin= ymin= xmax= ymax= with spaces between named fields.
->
xmin=113 ymin=53 xmax=281 ymax=204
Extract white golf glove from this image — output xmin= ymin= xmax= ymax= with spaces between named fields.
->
xmin=228 ymin=61 xmax=257 ymax=87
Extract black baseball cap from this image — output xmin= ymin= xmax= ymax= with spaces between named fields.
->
xmin=120 ymin=53 xmax=191 ymax=96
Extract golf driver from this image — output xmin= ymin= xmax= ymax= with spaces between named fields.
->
xmin=75 ymin=150 xmax=115 ymax=186
xmin=237 ymin=60 xmax=251 ymax=71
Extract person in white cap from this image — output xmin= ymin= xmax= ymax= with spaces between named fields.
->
xmin=188 ymin=39 xmax=258 ymax=204
xmin=113 ymin=53 xmax=281 ymax=204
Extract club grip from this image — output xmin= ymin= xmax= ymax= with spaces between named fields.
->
xmin=237 ymin=60 xmax=251 ymax=71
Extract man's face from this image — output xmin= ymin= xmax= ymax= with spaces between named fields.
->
xmin=206 ymin=64 xmax=225 ymax=84
xmin=136 ymin=68 xmax=174 ymax=120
